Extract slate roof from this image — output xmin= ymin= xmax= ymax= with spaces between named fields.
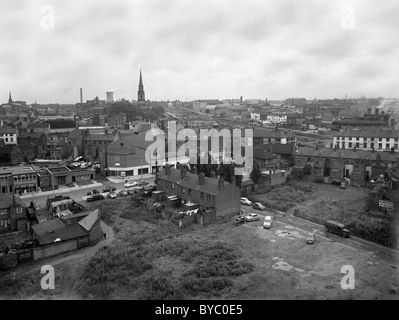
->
xmin=32 ymin=222 xmax=88 ymax=245
xmin=78 ymin=209 xmax=100 ymax=231
xmin=0 ymin=126 xmax=17 ymax=134
xmin=67 ymin=129 xmax=85 ymax=139
xmin=83 ymin=134 xmax=116 ymax=141
xmin=297 ymin=147 xmax=399 ymax=162
xmin=333 ymin=130 xmax=399 ymax=139
xmin=158 ymin=167 xmax=230 ymax=195
xmin=0 ymin=194 xmax=25 ymax=209
xmin=106 ymin=132 xmax=152 ymax=154
xmin=27 ymin=123 xmax=50 ymax=129
xmin=253 ymin=130 xmax=295 ymax=139
xmin=254 ymin=146 xmax=277 ymax=160
xmin=18 ymin=132 xmax=45 ymax=139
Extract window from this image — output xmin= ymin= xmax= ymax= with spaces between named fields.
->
xmin=0 ymin=209 xmax=8 ymax=215
xmin=207 ymin=194 xmax=211 ymax=201
xmin=363 ymin=143 xmax=367 ymax=148
xmin=188 ymin=189 xmax=191 ymax=195
xmin=1 ymin=186 xmax=8 ymax=193
xmin=379 ymin=143 xmax=382 ymax=149
xmin=16 ymin=207 xmax=23 ymax=214
xmin=171 ymin=183 xmax=174 ymax=189
xmin=356 ymin=137 xmax=359 ymax=141
xmin=348 ymin=142 xmax=352 ymax=148
xmin=356 ymin=143 xmax=359 ymax=148
xmin=379 ymin=138 xmax=382 ymax=141
xmin=200 ymin=192 xmax=204 ymax=199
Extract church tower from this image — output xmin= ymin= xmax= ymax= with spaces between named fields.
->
xmin=137 ymin=69 xmax=145 ymax=102
xmin=8 ymin=91 xmax=12 ymax=104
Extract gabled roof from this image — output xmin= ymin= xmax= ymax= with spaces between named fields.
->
xmin=78 ymin=209 xmax=100 ymax=231
xmin=297 ymin=147 xmax=399 ymax=162
xmin=32 ymin=222 xmax=88 ymax=245
xmin=27 ymin=123 xmax=50 ymax=129
xmin=254 ymin=146 xmax=277 ymax=160
xmin=158 ymin=167 xmax=233 ymax=196
xmin=106 ymin=132 xmax=152 ymax=154
xmin=18 ymin=132 xmax=45 ymax=139
xmin=0 ymin=194 xmax=25 ymax=209
xmin=333 ymin=130 xmax=399 ymax=139
xmin=0 ymin=126 xmax=17 ymax=134
xmin=83 ymin=134 xmax=116 ymax=141
xmin=67 ymin=129 xmax=85 ymax=139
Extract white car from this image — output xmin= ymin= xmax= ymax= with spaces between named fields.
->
xmin=263 ymin=215 xmax=273 ymax=229
xmin=124 ymin=181 xmax=138 ymax=188
xmin=240 ymin=197 xmax=252 ymax=206
xmin=245 ymin=213 xmax=260 ymax=222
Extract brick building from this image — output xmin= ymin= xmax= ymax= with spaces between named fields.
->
xmin=0 ymin=194 xmax=27 ymax=234
xmin=157 ymin=166 xmax=241 ymax=217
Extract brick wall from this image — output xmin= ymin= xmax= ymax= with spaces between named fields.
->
xmin=33 ymin=239 xmax=77 ymax=261
xmin=89 ymin=219 xmax=103 ymax=245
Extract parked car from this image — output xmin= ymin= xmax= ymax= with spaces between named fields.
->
xmin=340 ymin=182 xmax=347 ymax=189
xmin=324 ymin=220 xmax=351 ymax=238
xmin=138 ymin=180 xmax=149 ymax=186
xmin=102 ymin=186 xmax=117 ymax=193
xmin=263 ymin=215 xmax=273 ymax=229
xmin=86 ymin=194 xmax=105 ymax=202
xmin=306 ymin=232 xmax=316 ymax=244
xmin=252 ymin=202 xmax=266 ymax=211
xmin=124 ymin=181 xmax=138 ymax=188
xmin=240 ymin=197 xmax=252 ymax=206
xmin=245 ymin=213 xmax=260 ymax=222
xmin=331 ymin=179 xmax=341 ymax=185
xmin=233 ymin=216 xmax=246 ymax=226
xmin=80 ymin=162 xmax=89 ymax=169
xmin=117 ymin=190 xmax=128 ymax=197
xmin=86 ymin=189 xmax=100 ymax=196
xmin=107 ymin=192 xmax=117 ymax=199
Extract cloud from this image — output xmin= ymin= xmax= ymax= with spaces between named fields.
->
xmin=0 ymin=0 xmax=398 ymax=103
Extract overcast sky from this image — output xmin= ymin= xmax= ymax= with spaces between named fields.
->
xmin=1 ymin=0 xmax=399 ymax=104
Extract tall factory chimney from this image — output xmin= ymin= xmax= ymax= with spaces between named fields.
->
xmin=106 ymin=91 xmax=114 ymax=103
xmin=80 ymin=88 xmax=83 ymax=104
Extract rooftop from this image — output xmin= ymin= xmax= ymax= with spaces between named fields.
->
xmin=0 ymin=126 xmax=17 ymax=134
xmin=333 ymin=129 xmax=399 ymax=139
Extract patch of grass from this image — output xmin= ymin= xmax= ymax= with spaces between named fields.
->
xmin=0 ymin=269 xmax=62 ymax=299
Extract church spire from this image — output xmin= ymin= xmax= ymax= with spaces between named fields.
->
xmin=138 ymin=69 xmax=145 ymax=102
xmin=8 ymin=91 xmax=12 ymax=104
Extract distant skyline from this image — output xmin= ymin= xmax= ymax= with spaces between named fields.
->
xmin=1 ymin=0 xmax=399 ymax=104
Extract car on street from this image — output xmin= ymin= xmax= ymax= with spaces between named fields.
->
xmin=117 ymin=190 xmax=128 ymax=197
xmin=102 ymin=186 xmax=117 ymax=192
xmin=263 ymin=215 xmax=273 ymax=229
xmin=245 ymin=213 xmax=260 ymax=222
xmin=138 ymin=180 xmax=149 ymax=186
xmin=124 ymin=181 xmax=138 ymax=188
xmin=233 ymin=216 xmax=246 ymax=226
xmin=107 ymin=192 xmax=117 ymax=199
xmin=252 ymin=202 xmax=266 ymax=211
xmin=86 ymin=189 xmax=100 ymax=196
xmin=240 ymin=197 xmax=252 ymax=206
xmin=340 ymin=182 xmax=347 ymax=189
xmin=86 ymin=194 xmax=105 ymax=202
xmin=306 ymin=232 xmax=316 ymax=244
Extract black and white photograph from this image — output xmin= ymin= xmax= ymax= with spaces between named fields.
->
xmin=0 ymin=0 xmax=398 ymax=305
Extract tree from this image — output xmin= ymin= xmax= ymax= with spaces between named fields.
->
xmin=250 ymin=161 xmax=262 ymax=184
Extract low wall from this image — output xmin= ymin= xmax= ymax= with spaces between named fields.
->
xmin=33 ymin=239 xmax=77 ymax=261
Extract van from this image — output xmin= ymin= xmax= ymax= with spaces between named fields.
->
xmin=324 ymin=220 xmax=350 ymax=238
xmin=263 ymin=215 xmax=273 ymax=229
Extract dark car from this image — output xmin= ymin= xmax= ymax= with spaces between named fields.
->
xmin=86 ymin=194 xmax=105 ymax=202
xmin=86 ymin=189 xmax=100 ymax=196
xmin=102 ymin=186 xmax=116 ymax=193
xmin=138 ymin=180 xmax=149 ymax=186
xmin=233 ymin=216 xmax=246 ymax=226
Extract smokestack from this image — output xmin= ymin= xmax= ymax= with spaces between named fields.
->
xmin=80 ymin=88 xmax=83 ymax=104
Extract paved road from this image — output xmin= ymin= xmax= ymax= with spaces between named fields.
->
xmin=240 ymin=204 xmax=399 ymax=266
xmin=19 ymin=176 xmax=155 ymax=208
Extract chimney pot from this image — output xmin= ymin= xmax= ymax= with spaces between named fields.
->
xmin=218 ymin=177 xmax=225 ymax=190
xmin=198 ymin=172 xmax=205 ymax=185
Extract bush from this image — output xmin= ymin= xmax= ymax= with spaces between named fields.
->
xmin=314 ymin=178 xmax=324 ymax=184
